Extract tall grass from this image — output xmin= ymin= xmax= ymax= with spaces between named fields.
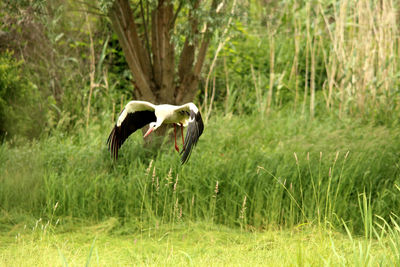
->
xmin=1 ymin=110 xmax=399 ymax=233
xmin=321 ymin=0 xmax=400 ymax=119
xmin=212 ymin=0 xmax=400 ymax=122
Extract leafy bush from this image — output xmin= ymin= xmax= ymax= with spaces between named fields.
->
xmin=0 ymin=51 xmax=47 ymax=139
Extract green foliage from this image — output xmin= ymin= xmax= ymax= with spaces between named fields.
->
xmin=98 ymin=0 xmax=114 ymax=13
xmin=0 ymin=52 xmax=46 ymax=138
xmin=1 ymin=0 xmax=47 ymax=12
xmin=206 ymin=1 xmax=326 ymax=114
xmin=106 ymin=32 xmax=135 ymax=95
xmin=0 ymin=0 xmax=127 ymax=135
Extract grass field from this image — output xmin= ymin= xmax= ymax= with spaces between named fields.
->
xmin=1 ymin=221 xmax=398 ymax=266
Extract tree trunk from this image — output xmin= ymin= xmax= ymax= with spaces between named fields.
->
xmin=108 ymin=0 xmax=216 ymax=106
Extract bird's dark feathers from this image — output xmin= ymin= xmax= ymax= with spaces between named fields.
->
xmin=107 ymin=110 xmax=156 ymax=160
xmin=180 ymin=110 xmax=204 ymax=164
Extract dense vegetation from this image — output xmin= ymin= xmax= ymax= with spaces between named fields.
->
xmin=1 ymin=0 xmax=400 ymax=240
xmin=1 ymin=110 xmax=400 ymax=233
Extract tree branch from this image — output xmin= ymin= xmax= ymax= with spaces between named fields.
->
xmin=140 ymin=0 xmax=154 ymax=78
xmin=177 ymin=0 xmax=200 ymax=84
xmin=170 ymin=0 xmax=184 ymax=28
xmin=151 ymin=0 xmax=175 ymax=102
xmin=109 ymin=0 xmax=155 ymax=101
xmin=176 ymin=0 xmax=218 ymax=104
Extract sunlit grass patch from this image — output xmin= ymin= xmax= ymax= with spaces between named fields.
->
xmin=0 ymin=220 xmax=397 ymax=266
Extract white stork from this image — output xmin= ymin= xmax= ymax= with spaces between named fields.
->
xmin=107 ymin=101 xmax=204 ymax=164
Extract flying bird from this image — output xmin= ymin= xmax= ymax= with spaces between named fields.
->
xmin=107 ymin=101 xmax=204 ymax=164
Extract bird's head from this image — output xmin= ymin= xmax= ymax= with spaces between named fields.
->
xmin=144 ymin=121 xmax=160 ymax=138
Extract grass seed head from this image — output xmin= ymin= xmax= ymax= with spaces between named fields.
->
xmin=173 ymin=174 xmax=179 ymax=192
xmin=294 ymin=152 xmax=299 ymax=164
xmin=334 ymin=151 xmax=339 ymax=163
xmin=214 ymin=181 xmax=219 ymax=196
xmin=240 ymin=195 xmax=247 ymax=220
xmin=146 ymin=160 xmax=153 ymax=176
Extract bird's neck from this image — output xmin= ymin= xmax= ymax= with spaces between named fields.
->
xmin=155 ymin=117 xmax=165 ymax=129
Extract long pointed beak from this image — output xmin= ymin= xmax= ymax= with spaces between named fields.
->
xmin=143 ymin=127 xmax=154 ymax=138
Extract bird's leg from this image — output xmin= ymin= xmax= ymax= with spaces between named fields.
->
xmin=174 ymin=123 xmax=179 ymax=152
xmin=180 ymin=123 xmax=185 ymax=150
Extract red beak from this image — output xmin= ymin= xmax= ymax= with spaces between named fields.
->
xmin=143 ymin=127 xmax=154 ymax=138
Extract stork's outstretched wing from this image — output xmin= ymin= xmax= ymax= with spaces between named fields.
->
xmin=179 ymin=103 xmax=204 ymax=164
xmin=107 ymin=101 xmax=156 ymax=160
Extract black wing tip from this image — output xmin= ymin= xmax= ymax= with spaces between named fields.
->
xmin=180 ymin=147 xmax=189 ymax=164
xmin=180 ymin=109 xmax=204 ymax=165
xmin=180 ymin=152 xmax=192 ymax=165
xmin=107 ymin=124 xmax=119 ymax=161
